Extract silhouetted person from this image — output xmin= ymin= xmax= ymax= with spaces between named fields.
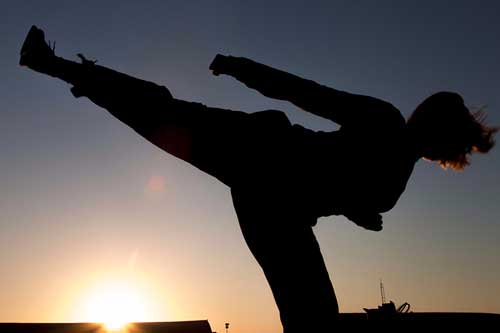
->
xmin=19 ymin=26 xmax=496 ymax=332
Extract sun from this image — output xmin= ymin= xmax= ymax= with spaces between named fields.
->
xmin=82 ymin=281 xmax=149 ymax=331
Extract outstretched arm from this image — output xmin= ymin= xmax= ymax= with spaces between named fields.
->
xmin=209 ymin=54 xmax=397 ymax=126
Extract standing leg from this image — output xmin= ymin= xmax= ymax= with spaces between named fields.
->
xmin=231 ymin=190 xmax=339 ymax=333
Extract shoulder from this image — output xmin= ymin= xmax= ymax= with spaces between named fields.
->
xmin=340 ymin=101 xmax=405 ymax=131
xmin=385 ymin=103 xmax=406 ymax=126
xmin=367 ymin=101 xmax=405 ymax=129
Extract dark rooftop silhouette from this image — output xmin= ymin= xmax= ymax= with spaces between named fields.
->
xmin=1 ymin=315 xmax=500 ymax=333
xmin=0 ymin=321 xmax=212 ymax=333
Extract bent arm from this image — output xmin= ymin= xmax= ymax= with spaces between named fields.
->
xmin=209 ymin=54 xmax=397 ymax=126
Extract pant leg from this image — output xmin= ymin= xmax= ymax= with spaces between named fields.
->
xmin=49 ymin=58 xmax=292 ymax=186
xmin=231 ymin=189 xmax=339 ymax=333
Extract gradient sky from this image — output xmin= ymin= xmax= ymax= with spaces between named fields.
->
xmin=1 ymin=1 xmax=500 ymax=332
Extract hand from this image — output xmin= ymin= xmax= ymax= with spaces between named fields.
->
xmin=209 ymin=54 xmax=227 ymax=76
xmin=209 ymin=54 xmax=245 ymax=78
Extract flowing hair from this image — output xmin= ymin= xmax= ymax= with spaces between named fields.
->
xmin=408 ymin=92 xmax=497 ymax=170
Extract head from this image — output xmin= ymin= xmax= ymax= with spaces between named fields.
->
xmin=407 ymin=92 xmax=497 ymax=170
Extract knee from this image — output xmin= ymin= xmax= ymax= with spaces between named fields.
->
xmin=158 ymin=85 xmax=173 ymax=99
xmin=142 ymin=84 xmax=173 ymax=107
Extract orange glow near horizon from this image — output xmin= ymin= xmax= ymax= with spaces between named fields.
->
xmin=80 ymin=280 xmax=151 ymax=331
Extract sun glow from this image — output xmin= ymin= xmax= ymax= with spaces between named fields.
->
xmin=82 ymin=281 xmax=149 ymax=331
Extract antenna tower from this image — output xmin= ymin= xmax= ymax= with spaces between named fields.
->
xmin=380 ymin=279 xmax=386 ymax=304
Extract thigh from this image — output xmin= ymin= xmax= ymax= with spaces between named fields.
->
xmin=160 ymin=102 xmax=293 ymax=187
xmin=72 ymin=64 xmax=292 ymax=187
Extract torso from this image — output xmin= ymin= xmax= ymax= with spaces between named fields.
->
xmin=230 ymin=108 xmax=417 ymax=224
xmin=300 ymin=110 xmax=416 ymax=218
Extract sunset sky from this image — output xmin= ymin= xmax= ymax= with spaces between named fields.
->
xmin=1 ymin=1 xmax=499 ymax=333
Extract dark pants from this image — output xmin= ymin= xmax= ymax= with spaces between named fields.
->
xmin=57 ymin=60 xmax=339 ymax=332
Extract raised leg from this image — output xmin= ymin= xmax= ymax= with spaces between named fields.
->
xmin=19 ymin=26 xmax=293 ymax=187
